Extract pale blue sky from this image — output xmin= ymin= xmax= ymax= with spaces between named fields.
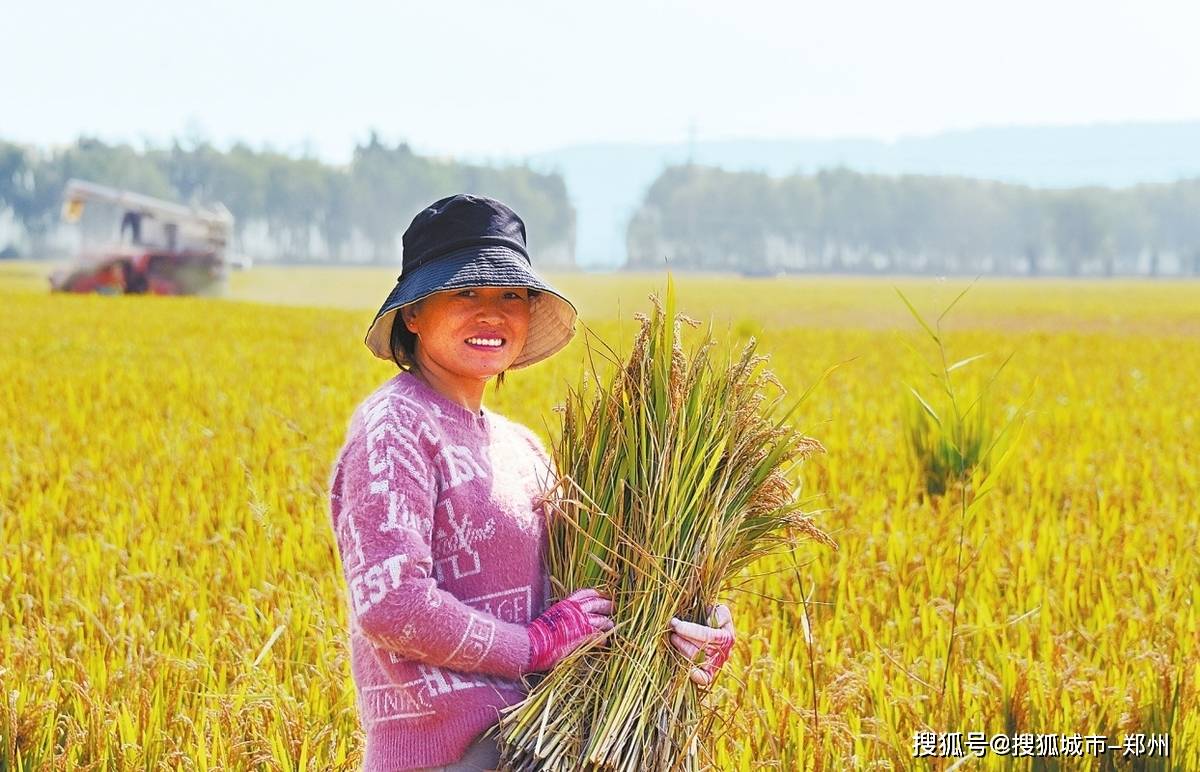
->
xmin=4 ymin=0 xmax=1198 ymax=164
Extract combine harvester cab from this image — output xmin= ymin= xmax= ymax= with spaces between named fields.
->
xmin=49 ymin=179 xmax=235 ymax=296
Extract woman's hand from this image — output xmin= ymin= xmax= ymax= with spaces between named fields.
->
xmin=668 ymin=603 xmax=735 ymax=687
xmin=526 ymin=588 xmax=614 ymax=673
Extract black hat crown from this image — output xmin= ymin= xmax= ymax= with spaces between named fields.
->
xmin=401 ymin=194 xmax=530 ymax=278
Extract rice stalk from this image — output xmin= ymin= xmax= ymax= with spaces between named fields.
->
xmin=495 ymin=276 xmax=834 ymax=771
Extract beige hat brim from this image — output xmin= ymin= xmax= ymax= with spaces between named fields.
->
xmin=364 ymin=247 xmax=577 ymax=368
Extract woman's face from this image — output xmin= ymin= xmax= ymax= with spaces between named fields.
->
xmin=402 ymin=286 xmax=532 ymax=381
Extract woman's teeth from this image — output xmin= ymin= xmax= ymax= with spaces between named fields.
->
xmin=466 ymin=337 xmax=504 ymax=348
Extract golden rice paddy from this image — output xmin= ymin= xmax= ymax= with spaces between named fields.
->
xmin=1 ymin=261 xmax=1197 ymax=769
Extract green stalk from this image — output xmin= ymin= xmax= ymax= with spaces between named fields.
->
xmin=497 ymin=278 xmax=834 ymax=770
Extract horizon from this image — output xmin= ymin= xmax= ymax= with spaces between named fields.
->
xmin=10 ymin=118 xmax=1200 ymax=177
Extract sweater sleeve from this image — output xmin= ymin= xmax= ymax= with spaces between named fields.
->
xmin=330 ymin=417 xmax=531 ymax=681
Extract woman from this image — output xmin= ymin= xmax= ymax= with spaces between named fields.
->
xmin=328 ymin=194 xmax=736 ymax=771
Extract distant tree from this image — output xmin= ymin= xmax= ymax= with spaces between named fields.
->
xmin=0 ymin=141 xmax=33 ymax=232
xmin=1149 ymin=178 xmax=1200 ymax=276
xmin=323 ymin=171 xmax=354 ymax=261
xmin=5 ymin=146 xmax=67 ymax=249
xmin=351 ymin=134 xmax=420 ymax=262
xmin=0 ymin=132 xmax=576 ymax=264
xmin=625 ymin=164 xmax=1199 ymax=277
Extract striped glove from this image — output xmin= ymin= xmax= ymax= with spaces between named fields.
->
xmin=669 ymin=603 xmax=735 ymax=686
xmin=526 ymin=588 xmax=614 ymax=673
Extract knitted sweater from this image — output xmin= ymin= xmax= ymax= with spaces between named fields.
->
xmin=328 ymin=371 xmax=555 ymax=771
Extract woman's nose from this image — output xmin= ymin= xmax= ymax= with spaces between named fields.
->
xmin=475 ymin=299 xmax=504 ymax=322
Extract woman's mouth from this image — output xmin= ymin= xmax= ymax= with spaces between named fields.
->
xmin=465 ymin=336 xmax=505 ymax=350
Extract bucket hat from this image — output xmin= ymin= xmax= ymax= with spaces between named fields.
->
xmin=364 ymin=194 xmax=577 ymax=369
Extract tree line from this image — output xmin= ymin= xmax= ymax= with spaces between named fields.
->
xmin=0 ymin=134 xmax=576 ymax=267
xmin=626 ymin=165 xmax=1200 ymax=276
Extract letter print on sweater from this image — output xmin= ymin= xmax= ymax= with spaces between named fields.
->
xmin=331 ymin=388 xmax=530 ymax=683
xmin=432 ymin=498 xmax=496 ymax=582
xmin=463 ymin=586 xmax=533 ymax=625
xmin=362 ymin=666 xmax=513 ymax=725
xmin=437 ymin=443 xmax=488 ymax=489
xmin=329 ymin=371 xmax=556 ymax=768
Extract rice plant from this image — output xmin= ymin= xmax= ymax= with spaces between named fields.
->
xmin=493 ymin=276 xmax=835 ymax=771
xmin=894 ymin=279 xmax=1032 ymax=718
xmin=895 ymin=281 xmax=1014 ymax=498
xmin=2 ymin=265 xmax=1197 ymax=769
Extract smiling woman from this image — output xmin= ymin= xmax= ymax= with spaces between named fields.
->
xmin=329 ymin=194 xmax=735 ymax=771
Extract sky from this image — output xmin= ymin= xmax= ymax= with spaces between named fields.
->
xmin=4 ymin=0 xmax=1199 ymax=164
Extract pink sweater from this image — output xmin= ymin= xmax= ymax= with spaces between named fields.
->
xmin=328 ymin=371 xmax=555 ymax=771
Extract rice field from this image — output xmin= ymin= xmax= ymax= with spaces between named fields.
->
xmin=1 ymin=261 xmax=1197 ymax=770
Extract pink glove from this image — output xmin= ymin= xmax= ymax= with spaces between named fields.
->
xmin=669 ymin=603 xmax=735 ymax=686
xmin=526 ymin=588 xmax=615 ymax=673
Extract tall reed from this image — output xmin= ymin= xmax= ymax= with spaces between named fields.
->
xmin=894 ymin=281 xmax=1031 ymax=718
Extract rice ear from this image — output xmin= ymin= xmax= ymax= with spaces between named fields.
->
xmin=496 ymin=282 xmax=833 ymax=771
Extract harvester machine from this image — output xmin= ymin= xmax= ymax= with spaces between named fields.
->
xmin=49 ymin=179 xmax=236 ymax=296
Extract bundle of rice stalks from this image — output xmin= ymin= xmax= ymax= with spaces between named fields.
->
xmin=493 ymin=278 xmax=835 ymax=771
